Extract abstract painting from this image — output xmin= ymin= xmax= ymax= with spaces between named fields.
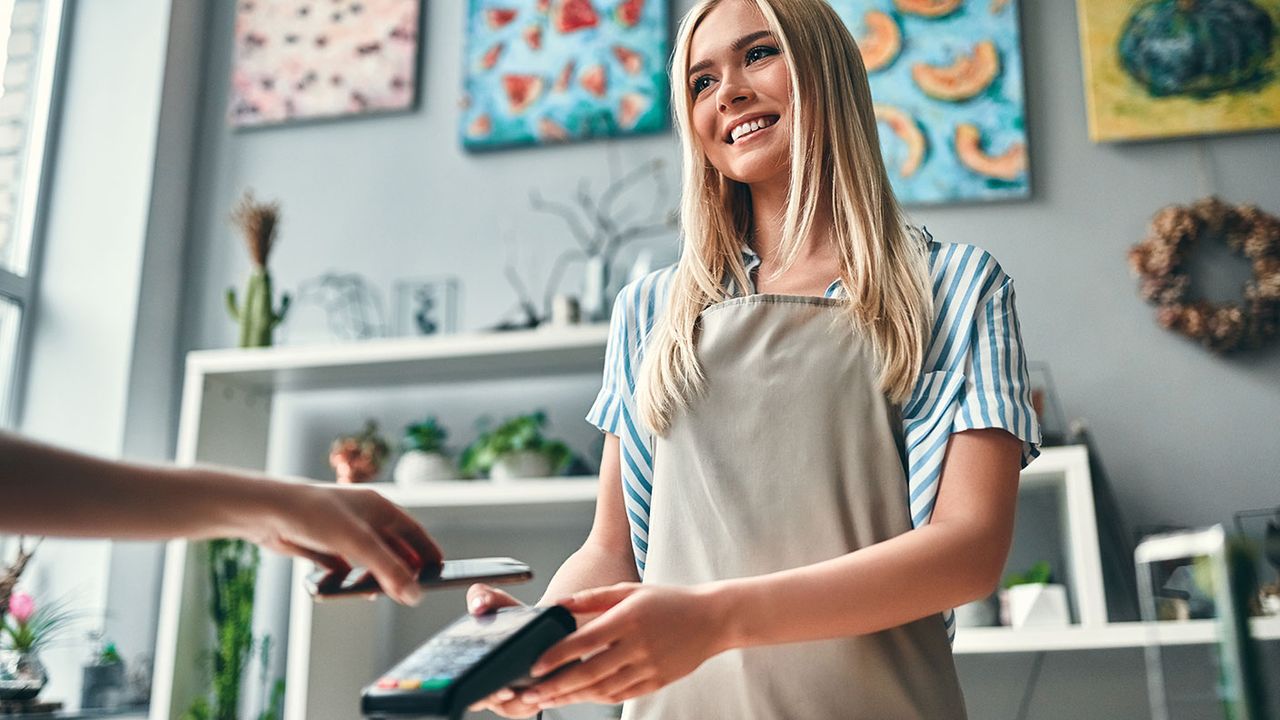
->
xmin=461 ymin=0 xmax=669 ymax=151
xmin=830 ymin=0 xmax=1030 ymax=204
xmin=229 ymin=0 xmax=422 ymax=128
xmin=1077 ymin=0 xmax=1280 ymax=142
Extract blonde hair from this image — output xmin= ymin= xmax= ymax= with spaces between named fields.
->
xmin=636 ymin=0 xmax=933 ymax=436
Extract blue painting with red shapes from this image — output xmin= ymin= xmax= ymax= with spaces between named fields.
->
xmin=461 ymin=0 xmax=670 ymax=150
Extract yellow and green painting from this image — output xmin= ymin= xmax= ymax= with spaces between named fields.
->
xmin=1077 ymin=0 xmax=1280 ymax=142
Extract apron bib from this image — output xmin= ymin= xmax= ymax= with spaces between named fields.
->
xmin=622 ymin=295 xmax=966 ymax=720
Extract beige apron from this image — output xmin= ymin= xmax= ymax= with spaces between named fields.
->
xmin=622 ymin=294 xmax=966 ymax=720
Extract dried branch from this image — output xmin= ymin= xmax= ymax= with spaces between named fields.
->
xmin=530 ymin=189 xmax=595 ymax=254
xmin=541 ymin=247 xmax=587 ymax=315
xmin=599 ymin=158 xmax=664 ymax=224
xmin=575 ymin=179 xmax=610 ymax=255
xmin=0 ymin=536 xmax=42 ymax=620
xmin=504 ymin=258 xmax=540 ymax=325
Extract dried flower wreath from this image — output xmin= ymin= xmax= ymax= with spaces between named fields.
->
xmin=1128 ymin=197 xmax=1280 ymax=354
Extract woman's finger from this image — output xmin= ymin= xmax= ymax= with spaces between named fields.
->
xmin=555 ymin=583 xmax=640 ymax=614
xmin=537 ymin=661 xmax=650 ymax=708
xmin=518 ymin=645 xmax=628 ymax=706
xmin=467 ymin=687 xmax=539 ymax=718
xmin=530 ymin=619 xmax=620 ymax=677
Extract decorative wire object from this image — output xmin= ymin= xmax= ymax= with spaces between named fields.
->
xmin=295 ymin=273 xmax=388 ymax=341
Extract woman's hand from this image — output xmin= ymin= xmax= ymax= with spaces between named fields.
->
xmin=512 ymin=583 xmax=730 ymax=710
xmin=465 ymin=583 xmax=545 ymax=718
xmin=248 ymin=483 xmax=443 ymax=606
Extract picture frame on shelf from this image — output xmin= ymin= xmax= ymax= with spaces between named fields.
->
xmin=394 ymin=276 xmax=460 ymax=337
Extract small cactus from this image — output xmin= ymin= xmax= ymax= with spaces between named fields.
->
xmin=226 ymin=191 xmax=290 ymax=348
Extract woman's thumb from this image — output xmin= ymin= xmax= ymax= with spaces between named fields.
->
xmin=557 ymin=584 xmax=636 ymax=613
xmin=467 ymin=583 xmax=520 ymax=615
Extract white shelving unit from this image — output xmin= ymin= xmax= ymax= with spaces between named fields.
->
xmin=150 ymin=326 xmax=1279 ymax=720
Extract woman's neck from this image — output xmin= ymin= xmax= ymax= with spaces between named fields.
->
xmin=748 ymin=180 xmax=836 ymax=268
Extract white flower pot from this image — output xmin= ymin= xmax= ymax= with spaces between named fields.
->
xmin=393 ymin=450 xmax=456 ymax=485
xmin=489 ymin=450 xmax=553 ymax=482
xmin=954 ymin=595 xmax=998 ymax=628
xmin=1006 ymin=583 xmax=1070 ymax=628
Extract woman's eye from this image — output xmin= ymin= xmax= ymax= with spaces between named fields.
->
xmin=691 ymin=75 xmax=713 ymax=96
xmin=746 ymin=45 xmax=779 ymax=64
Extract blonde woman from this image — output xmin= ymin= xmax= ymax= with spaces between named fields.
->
xmin=468 ymin=0 xmax=1040 ymax=717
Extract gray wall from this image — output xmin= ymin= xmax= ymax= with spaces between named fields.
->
xmin=181 ymin=0 xmax=1279 ymax=533
xmin=172 ymin=0 xmax=1279 ymax=715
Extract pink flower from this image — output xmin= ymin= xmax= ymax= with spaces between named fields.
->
xmin=8 ymin=591 xmax=35 ymax=624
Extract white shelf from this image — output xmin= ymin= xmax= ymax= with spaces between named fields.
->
xmin=184 ymin=323 xmax=611 ymax=392
xmin=953 ymin=616 xmax=1280 ymax=654
xmin=373 ymin=477 xmax=599 ymax=508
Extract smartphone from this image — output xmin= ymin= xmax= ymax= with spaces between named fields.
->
xmin=305 ymin=557 xmax=533 ymax=598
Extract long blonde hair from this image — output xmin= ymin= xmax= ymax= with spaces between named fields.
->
xmin=636 ymin=0 xmax=932 ymax=436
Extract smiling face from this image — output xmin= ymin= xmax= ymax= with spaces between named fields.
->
xmin=686 ymin=0 xmax=793 ymax=188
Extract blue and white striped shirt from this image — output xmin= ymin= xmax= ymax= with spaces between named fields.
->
xmin=585 ymin=230 xmax=1042 ymax=641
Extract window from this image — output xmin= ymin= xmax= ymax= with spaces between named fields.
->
xmin=0 ymin=0 xmax=65 ymax=426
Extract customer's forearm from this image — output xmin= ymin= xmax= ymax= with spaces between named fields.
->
xmin=538 ymin=542 xmax=640 ymax=606
xmin=0 ymin=431 xmax=273 ymax=541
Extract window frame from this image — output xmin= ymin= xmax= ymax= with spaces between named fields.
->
xmin=0 ymin=0 xmax=68 ymax=428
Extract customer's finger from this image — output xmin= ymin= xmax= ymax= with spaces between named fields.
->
xmin=273 ymin=537 xmax=352 ymax=575
xmin=341 ymin=525 xmax=421 ymax=606
xmin=388 ymin=509 xmax=443 ymax=566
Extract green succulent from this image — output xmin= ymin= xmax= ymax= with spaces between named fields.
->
xmin=402 ymin=417 xmax=448 ymax=454
xmin=459 ymin=412 xmax=572 ymax=478
xmin=1002 ymin=560 xmax=1053 ymax=589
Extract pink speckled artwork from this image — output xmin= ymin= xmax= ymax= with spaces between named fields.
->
xmin=228 ymin=0 xmax=421 ymax=128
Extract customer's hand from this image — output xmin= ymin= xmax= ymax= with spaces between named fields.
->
xmin=465 ymin=583 xmax=542 ymax=718
xmin=246 ymin=483 xmax=442 ymax=606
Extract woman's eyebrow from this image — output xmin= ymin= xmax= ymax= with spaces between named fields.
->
xmin=687 ymin=30 xmax=776 ymax=79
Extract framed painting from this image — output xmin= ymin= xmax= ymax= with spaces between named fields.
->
xmin=830 ymin=0 xmax=1031 ymax=204
xmin=228 ymin=0 xmax=422 ymax=128
xmin=460 ymin=0 xmax=670 ymax=150
xmin=1077 ymin=0 xmax=1280 ymax=142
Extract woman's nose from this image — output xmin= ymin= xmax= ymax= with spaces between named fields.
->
xmin=716 ymin=75 xmax=753 ymax=112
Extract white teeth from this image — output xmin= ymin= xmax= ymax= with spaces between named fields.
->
xmin=729 ymin=116 xmax=776 ymax=142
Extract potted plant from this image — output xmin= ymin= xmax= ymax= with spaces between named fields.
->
xmin=1 ymin=591 xmax=79 ymax=703
xmin=459 ymin=412 xmax=572 ymax=482
xmin=1000 ymin=560 xmax=1070 ymax=628
xmin=393 ymin=417 xmax=457 ymax=485
xmin=328 ymin=420 xmax=390 ymax=484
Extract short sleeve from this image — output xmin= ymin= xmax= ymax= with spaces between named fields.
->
xmin=585 ymin=288 xmax=630 ymax=436
xmin=952 ymin=278 xmax=1043 ymax=467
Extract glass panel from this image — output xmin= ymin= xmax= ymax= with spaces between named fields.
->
xmin=0 ymin=296 xmax=18 ymax=423
xmin=1136 ymin=526 xmax=1270 ymax=720
xmin=0 ymin=0 xmax=51 ymax=275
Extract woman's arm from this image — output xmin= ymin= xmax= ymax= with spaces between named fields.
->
xmin=0 ymin=431 xmax=441 ymax=605
xmin=513 ymin=428 xmax=1023 ymax=709
xmin=540 ymin=433 xmax=643 ymax=600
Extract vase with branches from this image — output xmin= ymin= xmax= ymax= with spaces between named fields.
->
xmin=499 ymin=151 xmax=678 ymax=329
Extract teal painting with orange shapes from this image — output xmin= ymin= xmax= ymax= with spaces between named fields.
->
xmin=831 ymin=0 xmax=1031 ymax=204
xmin=461 ymin=0 xmax=671 ymax=150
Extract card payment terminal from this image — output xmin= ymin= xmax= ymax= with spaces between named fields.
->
xmin=362 ymin=605 xmax=575 ymax=719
